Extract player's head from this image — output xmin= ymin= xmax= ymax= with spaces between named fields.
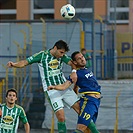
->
xmin=81 ymin=48 xmax=86 ymax=55
xmin=71 ymin=51 xmax=86 ymax=68
xmin=52 ymin=40 xmax=70 ymax=58
xmin=6 ymin=89 xmax=17 ymax=104
xmin=53 ymin=40 xmax=69 ymax=51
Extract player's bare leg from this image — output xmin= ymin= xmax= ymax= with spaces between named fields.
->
xmin=73 ymin=124 xmax=87 ymax=133
xmin=84 ymin=128 xmax=91 ymax=133
xmin=55 ymin=109 xmax=66 ymax=133
xmin=71 ymin=101 xmax=80 ymax=114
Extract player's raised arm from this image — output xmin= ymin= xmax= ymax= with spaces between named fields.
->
xmin=7 ymin=60 xmax=29 ymax=68
xmin=73 ymin=84 xmax=79 ymax=94
xmin=48 ymin=80 xmax=72 ymax=91
xmin=68 ymin=60 xmax=77 ymax=83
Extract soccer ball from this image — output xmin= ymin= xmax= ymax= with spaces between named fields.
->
xmin=60 ymin=4 xmax=75 ymax=19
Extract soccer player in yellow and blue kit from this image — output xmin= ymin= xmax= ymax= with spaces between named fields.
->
xmin=48 ymin=51 xmax=102 ymax=133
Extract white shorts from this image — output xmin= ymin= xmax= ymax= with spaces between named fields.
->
xmin=45 ymin=88 xmax=79 ymax=112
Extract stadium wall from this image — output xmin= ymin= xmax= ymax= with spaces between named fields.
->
xmin=0 ymin=20 xmax=132 ymax=79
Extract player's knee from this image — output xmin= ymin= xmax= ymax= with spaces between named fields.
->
xmin=57 ymin=116 xmax=65 ymax=122
xmin=72 ymin=101 xmax=80 ymax=114
xmin=56 ymin=109 xmax=65 ymax=122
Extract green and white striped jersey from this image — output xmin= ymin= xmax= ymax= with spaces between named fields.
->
xmin=26 ymin=50 xmax=71 ymax=91
xmin=0 ymin=103 xmax=28 ymax=133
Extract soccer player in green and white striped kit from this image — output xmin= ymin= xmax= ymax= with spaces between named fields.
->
xmin=7 ymin=40 xmax=80 ymax=133
xmin=7 ymin=40 xmax=97 ymax=133
xmin=0 ymin=89 xmax=30 ymax=133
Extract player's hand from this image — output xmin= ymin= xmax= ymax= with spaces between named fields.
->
xmin=48 ymin=86 xmax=55 ymax=90
xmin=7 ymin=61 xmax=14 ymax=67
xmin=70 ymin=72 xmax=77 ymax=83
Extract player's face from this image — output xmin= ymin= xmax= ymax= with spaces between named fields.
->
xmin=81 ymin=50 xmax=86 ymax=55
xmin=6 ymin=91 xmax=17 ymax=105
xmin=54 ymin=47 xmax=66 ymax=58
xmin=74 ymin=53 xmax=86 ymax=67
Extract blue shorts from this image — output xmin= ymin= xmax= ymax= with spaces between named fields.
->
xmin=77 ymin=95 xmax=100 ymax=126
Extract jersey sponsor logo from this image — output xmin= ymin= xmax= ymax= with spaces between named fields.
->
xmin=3 ymin=115 xmax=13 ymax=124
xmin=0 ymin=123 xmax=13 ymax=130
xmin=85 ymin=71 xmax=93 ymax=78
xmin=48 ymin=59 xmax=59 ymax=69
xmin=48 ymin=69 xmax=60 ymax=77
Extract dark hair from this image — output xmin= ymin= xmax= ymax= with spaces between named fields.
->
xmin=53 ymin=40 xmax=69 ymax=52
xmin=6 ymin=89 xmax=17 ymax=97
xmin=81 ymin=48 xmax=86 ymax=52
xmin=71 ymin=51 xmax=80 ymax=61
